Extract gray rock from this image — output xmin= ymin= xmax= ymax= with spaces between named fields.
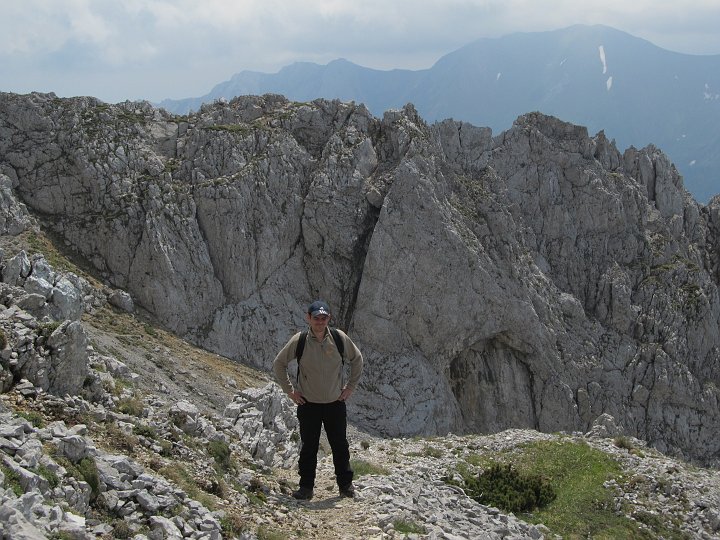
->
xmin=0 ymin=505 xmax=49 ymax=540
xmin=45 ymin=321 xmax=89 ymax=396
xmin=23 ymin=275 xmax=53 ymax=299
xmin=148 ymin=515 xmax=183 ymax=539
xmin=16 ymin=292 xmax=47 ymax=315
xmin=169 ymin=400 xmax=200 ymax=435
xmin=108 ymin=289 xmax=134 ymax=313
xmin=587 ymin=413 xmax=625 ymax=438
xmin=57 ymin=435 xmax=91 ymax=463
xmin=224 ymin=383 xmax=299 ymax=467
xmin=0 ymin=174 xmax=34 ymax=236
xmin=2 ymin=250 xmax=31 ymax=287
xmin=49 ymin=276 xmax=84 ymax=321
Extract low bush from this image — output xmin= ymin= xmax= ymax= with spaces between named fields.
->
xmin=462 ymin=462 xmax=556 ymax=513
xmin=207 ymin=440 xmax=231 ymax=471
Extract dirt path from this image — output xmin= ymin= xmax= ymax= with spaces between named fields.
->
xmin=270 ymin=459 xmax=383 ymax=540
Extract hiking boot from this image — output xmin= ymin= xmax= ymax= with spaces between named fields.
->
xmin=339 ymin=483 xmax=355 ymax=498
xmin=292 ymin=486 xmax=314 ymax=500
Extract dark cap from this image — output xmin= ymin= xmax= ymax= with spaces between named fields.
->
xmin=308 ymin=300 xmax=330 ymax=317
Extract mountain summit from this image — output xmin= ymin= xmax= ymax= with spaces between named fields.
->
xmin=159 ymin=25 xmax=720 ymax=202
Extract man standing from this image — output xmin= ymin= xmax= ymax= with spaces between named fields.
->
xmin=273 ymin=300 xmax=364 ymax=500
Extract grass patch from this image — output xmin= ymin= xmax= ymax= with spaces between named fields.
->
xmin=351 ymin=458 xmax=389 ymax=477
xmin=452 ymin=440 xmax=686 ymax=539
xmin=220 ymin=512 xmax=247 ymax=537
xmin=159 ymin=463 xmax=217 ymax=511
xmin=116 ymin=396 xmax=145 ymax=417
xmin=245 ymin=477 xmax=268 ymax=506
xmin=1 ymin=464 xmax=24 ymax=496
xmin=102 ymin=422 xmax=139 ymax=454
xmin=614 ymin=436 xmax=634 ymax=450
xmin=203 ymin=124 xmax=252 ymax=134
xmin=110 ymin=520 xmax=134 ymax=539
xmin=393 ymin=519 xmax=426 ymax=535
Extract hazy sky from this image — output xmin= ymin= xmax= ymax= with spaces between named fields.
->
xmin=2 ymin=0 xmax=719 ymax=104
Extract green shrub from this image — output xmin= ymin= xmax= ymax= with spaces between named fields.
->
xmin=18 ymin=411 xmax=45 ymax=428
xmin=133 ymin=424 xmax=157 ymax=439
xmin=38 ymin=321 xmax=62 ymax=338
xmin=462 ymin=462 xmax=556 ymax=514
xmin=77 ymin=457 xmax=100 ymax=500
xmin=159 ymin=440 xmax=173 ymax=456
xmin=0 ymin=327 xmax=7 ymax=349
xmin=159 ymin=464 xmax=217 ymax=511
xmin=208 ymin=440 xmax=231 ymax=471
xmin=58 ymin=455 xmax=100 ymax=501
xmin=104 ymin=423 xmax=139 ymax=453
xmin=35 ymin=463 xmax=59 ymax=488
xmin=1 ymin=465 xmax=24 ymax=496
xmin=202 ymin=476 xmax=229 ymax=498
xmin=247 ymin=477 xmax=268 ymax=505
xmin=49 ymin=532 xmax=76 ymax=540
xmin=117 ymin=397 xmax=144 ymax=417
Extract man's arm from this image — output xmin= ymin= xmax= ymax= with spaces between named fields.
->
xmin=272 ymin=333 xmax=300 ymax=396
xmin=339 ymin=331 xmax=363 ymax=400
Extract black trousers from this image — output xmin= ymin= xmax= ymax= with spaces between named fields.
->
xmin=297 ymin=401 xmax=353 ymax=489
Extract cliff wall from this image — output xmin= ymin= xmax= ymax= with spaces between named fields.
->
xmin=1 ymin=92 xmax=718 ymax=465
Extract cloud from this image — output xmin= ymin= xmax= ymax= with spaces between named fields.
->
xmin=1 ymin=0 xmax=719 ymax=102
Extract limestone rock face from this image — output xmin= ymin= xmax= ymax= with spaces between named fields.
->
xmin=0 ymin=251 xmax=91 ymax=321
xmin=1 ymin=92 xmax=719 ymax=465
xmin=0 ymin=173 xmax=34 ymax=235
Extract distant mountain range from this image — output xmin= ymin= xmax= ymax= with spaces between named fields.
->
xmin=159 ymin=24 xmax=720 ymax=202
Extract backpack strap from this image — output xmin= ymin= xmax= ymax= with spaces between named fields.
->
xmin=295 ymin=331 xmax=308 ymax=361
xmin=330 ymin=327 xmax=345 ymax=360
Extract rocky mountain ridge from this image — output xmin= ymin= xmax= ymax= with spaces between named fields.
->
xmin=0 ymin=91 xmax=719 ymax=472
xmin=158 ymin=25 xmax=720 ymax=202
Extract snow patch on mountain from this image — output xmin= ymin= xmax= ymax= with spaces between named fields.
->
xmin=599 ymin=45 xmax=608 ymax=74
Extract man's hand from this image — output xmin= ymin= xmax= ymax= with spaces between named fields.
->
xmin=338 ymin=387 xmax=354 ymax=401
xmin=289 ymin=390 xmax=306 ymax=405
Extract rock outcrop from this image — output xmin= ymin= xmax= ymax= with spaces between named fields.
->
xmin=1 ymin=91 xmax=719 ymax=466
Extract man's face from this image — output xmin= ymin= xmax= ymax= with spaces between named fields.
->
xmin=307 ymin=312 xmax=330 ymax=334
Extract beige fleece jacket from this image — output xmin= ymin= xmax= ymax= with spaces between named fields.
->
xmin=273 ymin=328 xmax=363 ymax=404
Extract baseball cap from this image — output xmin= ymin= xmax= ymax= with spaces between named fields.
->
xmin=308 ymin=300 xmax=331 ymax=317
